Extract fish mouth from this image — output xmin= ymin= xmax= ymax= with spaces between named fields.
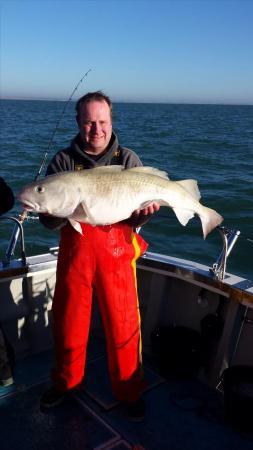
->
xmin=21 ymin=203 xmax=36 ymax=212
xmin=19 ymin=200 xmax=39 ymax=212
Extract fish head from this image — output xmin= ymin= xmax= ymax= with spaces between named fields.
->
xmin=17 ymin=174 xmax=81 ymax=218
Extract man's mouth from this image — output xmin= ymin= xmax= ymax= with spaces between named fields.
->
xmin=91 ymin=136 xmax=103 ymax=141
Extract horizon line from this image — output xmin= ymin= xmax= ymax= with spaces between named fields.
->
xmin=0 ymin=96 xmax=252 ymax=107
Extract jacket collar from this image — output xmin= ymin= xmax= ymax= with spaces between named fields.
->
xmin=71 ymin=131 xmax=119 ymax=164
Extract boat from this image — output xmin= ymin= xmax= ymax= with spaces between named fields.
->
xmin=0 ymin=216 xmax=253 ymax=449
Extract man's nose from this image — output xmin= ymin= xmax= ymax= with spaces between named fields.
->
xmin=91 ymin=122 xmax=101 ymax=133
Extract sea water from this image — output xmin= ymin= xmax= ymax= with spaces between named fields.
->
xmin=0 ymin=99 xmax=252 ymax=280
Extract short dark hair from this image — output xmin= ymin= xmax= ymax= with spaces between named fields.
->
xmin=75 ymin=91 xmax=113 ymax=119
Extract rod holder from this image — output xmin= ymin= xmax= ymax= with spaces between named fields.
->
xmin=210 ymin=226 xmax=240 ymax=281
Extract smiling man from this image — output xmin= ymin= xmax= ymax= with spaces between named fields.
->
xmin=76 ymin=94 xmax=112 ymax=155
xmin=39 ymin=91 xmax=159 ymax=420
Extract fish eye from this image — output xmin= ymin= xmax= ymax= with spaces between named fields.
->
xmin=35 ymin=185 xmax=45 ymax=194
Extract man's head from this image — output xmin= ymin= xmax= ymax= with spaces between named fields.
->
xmin=76 ymin=91 xmax=113 ymax=155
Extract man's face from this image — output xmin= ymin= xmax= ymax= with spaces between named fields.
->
xmin=77 ymin=100 xmax=112 ymax=154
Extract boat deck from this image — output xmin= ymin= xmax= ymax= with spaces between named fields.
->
xmin=1 ymin=336 xmax=253 ymax=450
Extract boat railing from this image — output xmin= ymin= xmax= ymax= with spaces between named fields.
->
xmin=0 ymin=216 xmax=27 ymax=266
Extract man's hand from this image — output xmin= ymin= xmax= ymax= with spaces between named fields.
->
xmin=125 ymin=202 xmax=160 ymax=227
xmin=132 ymin=202 xmax=160 ymax=218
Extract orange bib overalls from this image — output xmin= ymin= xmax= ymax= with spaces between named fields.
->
xmin=51 ymin=222 xmax=148 ymax=402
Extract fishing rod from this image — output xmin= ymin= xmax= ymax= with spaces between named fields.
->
xmin=4 ymin=69 xmax=92 ymax=265
xmin=36 ymin=68 xmax=91 ymax=181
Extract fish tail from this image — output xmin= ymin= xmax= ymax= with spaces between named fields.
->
xmin=199 ymin=207 xmax=223 ymax=239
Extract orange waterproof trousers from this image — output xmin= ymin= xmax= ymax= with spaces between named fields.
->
xmin=51 ymin=222 xmax=148 ymax=402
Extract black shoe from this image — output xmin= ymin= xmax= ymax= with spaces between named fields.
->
xmin=126 ymin=398 xmax=145 ymax=421
xmin=0 ymin=376 xmax=14 ymax=387
xmin=0 ymin=364 xmax=14 ymax=387
xmin=40 ymin=386 xmax=66 ymax=408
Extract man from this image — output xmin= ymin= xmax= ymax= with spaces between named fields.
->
xmin=0 ymin=177 xmax=14 ymax=387
xmin=0 ymin=177 xmax=14 ymax=215
xmin=40 ymin=91 xmax=159 ymax=419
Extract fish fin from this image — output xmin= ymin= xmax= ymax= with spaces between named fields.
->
xmin=173 ymin=207 xmax=195 ymax=226
xmin=176 ymin=180 xmax=201 ymax=200
xmin=68 ymin=219 xmax=83 ymax=234
xmin=79 ymin=201 xmax=98 ymax=225
xmin=128 ymin=166 xmax=169 ymax=179
xmin=70 ymin=203 xmax=89 ymax=222
xmin=199 ymin=207 xmax=223 ymax=239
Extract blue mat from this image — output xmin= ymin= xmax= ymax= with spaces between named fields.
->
xmin=81 ymin=355 xmax=166 ymax=410
xmin=0 ymin=380 xmax=119 ymax=450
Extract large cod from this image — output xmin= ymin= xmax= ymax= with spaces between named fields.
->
xmin=18 ymin=165 xmax=223 ymax=237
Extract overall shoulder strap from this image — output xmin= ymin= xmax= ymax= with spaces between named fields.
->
xmin=110 ymin=145 xmax=123 ymax=165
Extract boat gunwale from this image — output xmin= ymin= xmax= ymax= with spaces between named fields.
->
xmin=0 ymin=250 xmax=252 ymax=307
xmin=138 ymin=252 xmax=253 ymax=308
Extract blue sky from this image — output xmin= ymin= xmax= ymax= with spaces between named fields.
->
xmin=1 ymin=0 xmax=252 ymax=104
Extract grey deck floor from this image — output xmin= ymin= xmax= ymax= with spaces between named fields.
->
xmin=1 ymin=337 xmax=253 ymax=450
